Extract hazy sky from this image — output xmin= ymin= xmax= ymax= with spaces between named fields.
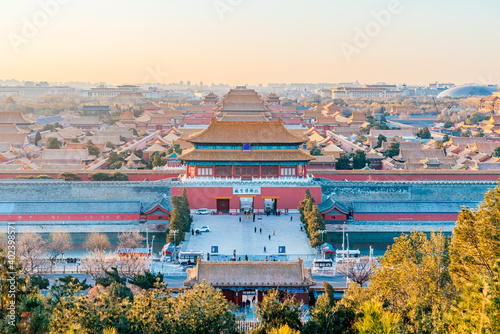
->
xmin=0 ymin=0 xmax=499 ymax=86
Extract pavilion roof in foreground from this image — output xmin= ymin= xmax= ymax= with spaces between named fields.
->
xmin=184 ymin=259 xmax=315 ymax=288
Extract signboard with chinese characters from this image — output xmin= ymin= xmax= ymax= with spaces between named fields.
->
xmin=233 ymin=186 xmax=261 ymax=195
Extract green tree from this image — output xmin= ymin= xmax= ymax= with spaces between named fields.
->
xmin=335 ymin=155 xmax=352 ymax=170
xmin=181 ymin=188 xmax=193 ymax=229
xmin=465 ymin=112 xmax=487 ymax=126
xmin=305 ymin=205 xmax=327 ymax=247
xmin=52 ymin=275 xmax=92 ymax=294
xmin=355 ymin=300 xmax=401 ymax=334
xmin=89 ymin=172 xmax=110 ymax=181
xmin=95 ymin=267 xmax=127 ymax=288
xmin=362 ymin=231 xmax=455 ymax=333
xmin=375 ymin=134 xmax=387 ymax=149
xmin=384 ymin=141 xmax=400 ymax=158
xmin=352 ymin=149 xmax=367 ymax=169
xmin=167 ymin=143 xmax=182 ymax=155
xmin=131 ymin=128 xmax=138 ymax=136
xmin=298 ymin=189 xmax=314 ymax=225
xmin=447 ymin=261 xmax=500 ymax=333
xmin=493 ymin=147 xmax=500 ymax=158
xmin=129 ymin=272 xmax=164 ymax=290
xmin=151 ymin=152 xmax=167 ymax=168
xmin=302 ymin=283 xmax=356 ymax=334
xmin=167 ymin=208 xmax=186 ymax=246
xmin=46 ymin=137 xmax=62 ymax=149
xmin=443 ymin=121 xmax=453 ymax=128
xmin=309 ymin=143 xmax=322 ymax=156
xmin=174 ymin=282 xmax=238 ymax=334
xmin=34 ymin=131 xmax=41 ymax=145
xmin=58 ymin=172 xmax=82 ymax=181
xmin=442 ymin=134 xmax=450 ymax=142
xmin=109 ymin=172 xmax=129 ymax=181
xmin=450 ymin=184 xmax=500 ymax=285
xmin=70 ymin=137 xmax=79 ymax=143
xmin=417 ymin=127 xmax=431 ymax=139
xmin=30 ymin=275 xmax=50 ymax=290
xmin=86 ymin=140 xmax=101 ymax=156
xmin=107 ymin=151 xmax=125 ymax=169
xmin=254 ymin=290 xmax=302 ymax=334
xmin=105 ymin=141 xmax=115 ymax=149
xmin=108 ymin=282 xmax=133 ymax=302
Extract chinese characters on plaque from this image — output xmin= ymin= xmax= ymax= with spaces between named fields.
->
xmin=233 ymin=186 xmax=261 ymax=195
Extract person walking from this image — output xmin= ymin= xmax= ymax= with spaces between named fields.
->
xmin=290 ymin=216 xmax=293 ymax=221
xmin=245 ymin=255 xmax=248 ymax=261
xmin=254 ymin=227 xmax=257 ymax=233
xmin=273 ymin=230 xmax=275 ymax=236
xmin=191 ymin=228 xmax=194 ymax=235
xmin=268 ymin=235 xmax=271 ymax=240
xmin=260 ymin=228 xmax=262 ymax=233
xmin=264 ymin=246 xmax=266 ymax=253
xmin=239 ymin=217 xmax=241 ymax=222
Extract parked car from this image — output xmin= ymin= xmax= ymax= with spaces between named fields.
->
xmin=196 ymin=208 xmax=208 ymax=215
xmin=195 ymin=226 xmax=210 ymax=233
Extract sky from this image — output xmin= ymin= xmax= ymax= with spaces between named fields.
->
xmin=0 ymin=0 xmax=499 ymax=86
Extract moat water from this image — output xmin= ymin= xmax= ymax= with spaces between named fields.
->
xmin=38 ymin=231 xmax=453 ymax=259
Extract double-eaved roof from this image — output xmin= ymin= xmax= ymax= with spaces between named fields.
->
xmin=184 ymin=259 xmax=315 ymax=287
xmin=216 ymin=88 xmax=271 ymax=113
xmin=186 ymin=118 xmax=306 ymax=144
xmin=180 ymin=148 xmax=313 ymax=162
xmin=0 ymin=110 xmax=36 ymax=126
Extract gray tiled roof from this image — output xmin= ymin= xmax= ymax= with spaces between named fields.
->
xmin=0 ymin=200 xmax=141 ymax=215
xmin=185 ymin=260 xmax=315 ymax=287
xmin=353 ymin=201 xmax=479 ymax=214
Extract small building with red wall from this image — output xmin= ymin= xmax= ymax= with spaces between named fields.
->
xmin=184 ymin=259 xmax=315 ymax=306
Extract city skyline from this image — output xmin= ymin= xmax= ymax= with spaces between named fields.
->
xmin=0 ymin=0 xmax=499 ymax=86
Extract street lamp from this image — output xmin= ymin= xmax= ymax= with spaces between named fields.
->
xmin=171 ymin=229 xmax=179 ymax=245
xmin=319 ymin=230 xmax=327 ymax=244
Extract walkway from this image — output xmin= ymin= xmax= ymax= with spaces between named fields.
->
xmin=181 ymin=213 xmax=317 ymax=259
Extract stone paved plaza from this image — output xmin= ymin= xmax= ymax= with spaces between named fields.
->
xmin=181 ymin=213 xmax=318 ymax=259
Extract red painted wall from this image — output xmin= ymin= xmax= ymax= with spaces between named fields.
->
xmin=315 ymin=173 xmax=500 ymax=181
xmin=353 ymin=213 xmax=459 ymax=221
xmin=172 ymin=186 xmax=322 ymax=210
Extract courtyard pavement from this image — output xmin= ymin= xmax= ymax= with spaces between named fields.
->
xmin=180 ymin=213 xmax=318 ymax=260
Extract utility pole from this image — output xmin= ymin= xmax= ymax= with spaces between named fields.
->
xmin=320 ymin=230 xmax=327 ymax=244
xmin=151 ymin=235 xmax=155 ymax=272
xmin=346 ymin=232 xmax=349 ymax=287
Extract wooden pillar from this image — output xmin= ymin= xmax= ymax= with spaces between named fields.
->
xmin=212 ymin=165 xmax=216 ymax=177
xmin=295 ymin=165 xmax=299 ymax=177
xmin=232 ymin=165 xmax=235 ymax=178
xmin=277 ymin=165 xmax=281 ymax=178
xmin=259 ymin=165 xmax=262 ymax=178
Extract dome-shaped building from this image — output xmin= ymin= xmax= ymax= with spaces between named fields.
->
xmin=437 ymin=85 xmax=497 ymax=98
